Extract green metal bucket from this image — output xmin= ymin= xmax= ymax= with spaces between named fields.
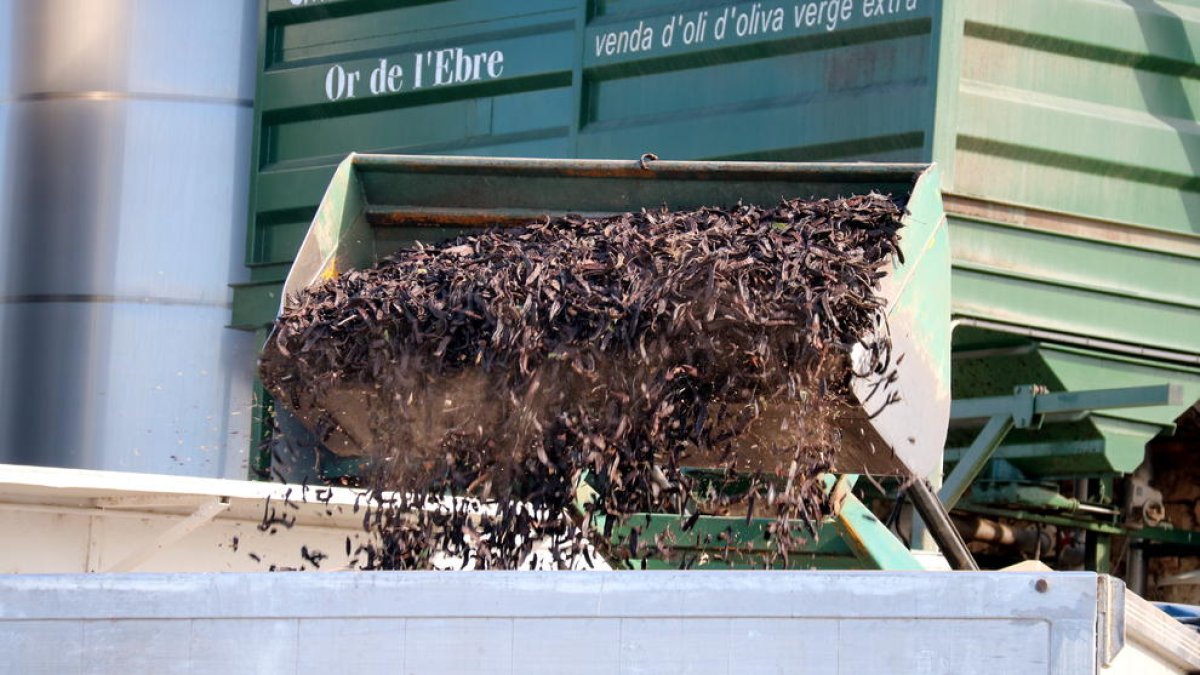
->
xmin=266 ymin=153 xmax=951 ymax=480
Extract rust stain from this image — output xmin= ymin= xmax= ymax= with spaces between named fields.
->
xmin=366 ymin=212 xmax=529 ymax=228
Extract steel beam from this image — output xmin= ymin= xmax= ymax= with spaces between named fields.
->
xmin=940 ymin=414 xmax=1014 ymax=510
xmin=951 ymin=384 xmax=1181 ymax=424
xmin=831 ymin=475 xmax=925 ymax=571
xmin=955 ymin=504 xmax=1127 ymax=536
xmin=104 ymin=499 xmax=229 ymax=572
xmin=941 ymin=383 xmax=1181 ymax=511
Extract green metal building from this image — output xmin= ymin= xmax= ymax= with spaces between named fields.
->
xmin=233 ymin=0 xmax=1200 ymax=573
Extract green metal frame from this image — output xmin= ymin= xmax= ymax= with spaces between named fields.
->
xmin=965 ymin=483 xmax=1110 ymax=514
xmin=573 ymin=474 xmax=923 ymax=571
xmin=238 ymin=5 xmax=1200 ymax=489
xmin=942 ymin=383 xmax=1181 ymax=509
xmin=924 ymin=382 xmax=1186 ymax=573
xmin=956 ymin=502 xmax=1200 ymax=549
xmin=940 ymin=383 xmax=1200 ymax=573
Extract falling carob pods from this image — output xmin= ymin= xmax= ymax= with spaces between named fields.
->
xmin=259 ymin=194 xmax=905 ymax=569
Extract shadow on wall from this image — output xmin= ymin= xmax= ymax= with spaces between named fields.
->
xmin=1126 ymin=0 xmax=1200 ymax=234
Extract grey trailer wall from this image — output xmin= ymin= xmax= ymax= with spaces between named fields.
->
xmin=1 ymin=571 xmax=1122 ymax=674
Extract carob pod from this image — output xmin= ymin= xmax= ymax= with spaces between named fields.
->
xmin=260 ymin=194 xmax=904 ymax=569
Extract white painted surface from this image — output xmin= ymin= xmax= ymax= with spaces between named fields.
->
xmin=0 ymin=463 xmax=603 ymax=573
xmin=0 ymin=463 xmax=369 ymax=573
xmin=1105 ymin=644 xmax=1181 ymax=675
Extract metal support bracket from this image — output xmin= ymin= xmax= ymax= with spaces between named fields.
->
xmin=1010 ymin=384 xmax=1044 ymax=429
xmin=940 ymin=414 xmax=1014 ymax=511
xmin=572 ymin=473 xmax=924 ymax=570
xmin=104 ymin=498 xmax=230 ymax=572
xmin=949 ymin=384 xmax=1180 ymax=427
xmin=830 ymin=475 xmax=925 ymax=571
xmin=940 ymin=384 xmax=1181 ymax=512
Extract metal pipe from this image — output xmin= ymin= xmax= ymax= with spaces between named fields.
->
xmin=1127 ymin=545 xmax=1146 ymax=596
xmin=967 ymin=483 xmax=1119 ymax=515
xmin=954 ymin=515 xmax=1052 ymax=556
xmin=952 ymin=317 xmax=1200 ymax=366
xmin=911 ymin=472 xmax=942 ymax=553
xmin=1075 ymin=503 xmax=1120 ymax=516
xmin=957 ymin=515 xmax=1018 ymax=546
xmin=0 ymin=0 xmax=259 ymax=478
xmin=940 ymin=415 xmax=1014 ymax=510
xmin=908 ymin=479 xmax=979 ymax=571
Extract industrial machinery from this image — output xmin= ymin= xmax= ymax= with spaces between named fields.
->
xmin=261 ymin=150 xmax=1200 ymax=584
xmin=263 ymin=152 xmax=965 ymax=569
xmin=273 ymin=154 xmax=951 ymax=474
xmin=3 ymin=1 xmax=1200 ymax=672
xmin=233 ymin=0 xmax=1200 ymax=593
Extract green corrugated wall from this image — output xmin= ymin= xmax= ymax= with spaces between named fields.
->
xmin=236 ymin=0 xmax=1200 ymax=472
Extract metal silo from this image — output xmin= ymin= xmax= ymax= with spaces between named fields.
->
xmin=0 ymin=0 xmax=258 ymax=478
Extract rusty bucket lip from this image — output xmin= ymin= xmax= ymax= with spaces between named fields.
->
xmin=272 ymin=153 xmax=937 ymax=322
xmin=350 ymin=152 xmax=932 ymax=182
xmin=264 ymin=152 xmax=935 ymax=337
